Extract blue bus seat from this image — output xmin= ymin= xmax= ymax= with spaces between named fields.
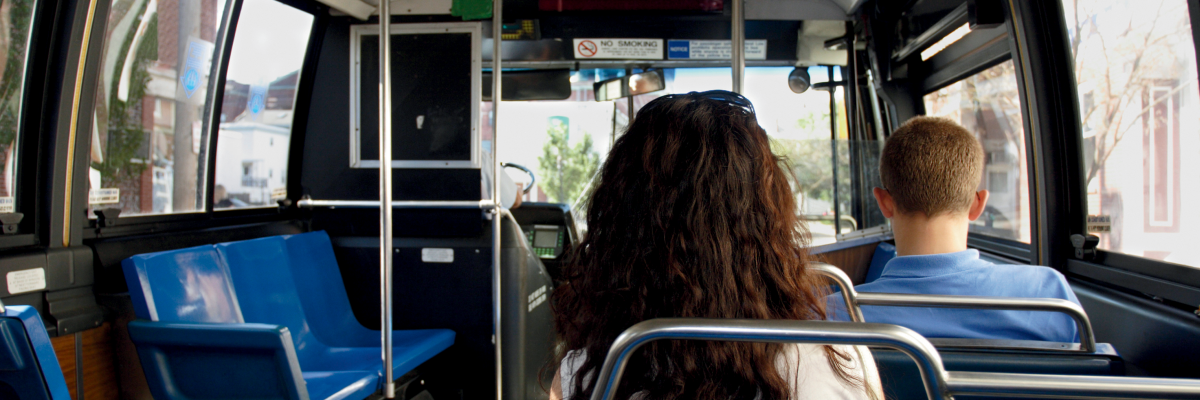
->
xmin=122 ymin=244 xmax=380 ymax=400
xmin=862 ymin=242 xmax=896 ymax=284
xmin=0 ymin=305 xmax=71 ymax=400
xmin=217 ymin=232 xmax=454 ymax=379
xmin=870 ymin=343 xmax=1124 ymax=400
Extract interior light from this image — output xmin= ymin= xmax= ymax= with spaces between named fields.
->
xmin=920 ymin=23 xmax=971 ymax=61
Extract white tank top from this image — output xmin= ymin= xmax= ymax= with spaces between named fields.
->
xmin=560 ymin=344 xmax=882 ymax=400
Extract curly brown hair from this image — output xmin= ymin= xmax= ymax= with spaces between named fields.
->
xmin=551 ymin=91 xmax=860 ymax=400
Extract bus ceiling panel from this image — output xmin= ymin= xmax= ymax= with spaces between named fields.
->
xmin=744 ymin=0 xmax=852 ymax=21
xmin=921 ymin=27 xmax=1009 ymax=92
xmin=324 ymin=0 xmax=453 ymax=19
xmin=894 ymin=2 xmax=969 ymax=61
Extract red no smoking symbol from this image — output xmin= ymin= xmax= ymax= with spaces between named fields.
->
xmin=577 ymin=40 xmax=598 ymax=57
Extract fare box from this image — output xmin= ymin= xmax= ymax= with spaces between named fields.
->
xmin=573 ymin=39 xmax=663 ymax=60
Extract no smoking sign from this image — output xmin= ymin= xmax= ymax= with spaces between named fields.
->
xmin=572 ymin=38 xmax=663 ymax=60
xmin=577 ymin=40 xmax=598 ymax=57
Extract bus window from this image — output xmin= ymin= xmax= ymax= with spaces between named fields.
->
xmin=213 ymin=0 xmax=313 ymax=210
xmin=87 ymin=0 xmax=225 ymax=217
xmin=1063 ymin=0 xmax=1200 ymax=267
xmin=492 ymin=66 xmax=854 ymax=245
xmin=0 ymin=0 xmax=36 ymax=213
xmin=924 ymin=60 xmax=1031 ymax=243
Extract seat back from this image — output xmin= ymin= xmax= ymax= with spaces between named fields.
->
xmin=862 ymin=242 xmax=896 ymax=284
xmin=280 ymin=231 xmax=378 ymax=347
xmin=0 ymin=306 xmax=71 ymax=400
xmin=217 ymin=235 xmax=332 ymax=368
xmin=122 ymin=245 xmax=243 ymax=323
xmin=871 ymin=344 xmax=1124 ymax=400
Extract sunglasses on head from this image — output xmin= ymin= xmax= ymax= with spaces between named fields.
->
xmin=639 ymin=90 xmax=756 ymax=116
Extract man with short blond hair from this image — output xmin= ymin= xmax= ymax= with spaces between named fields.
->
xmin=832 ymin=116 xmax=1080 ymax=343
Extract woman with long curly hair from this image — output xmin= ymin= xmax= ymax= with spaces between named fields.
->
xmin=549 ymin=90 xmax=882 ymax=400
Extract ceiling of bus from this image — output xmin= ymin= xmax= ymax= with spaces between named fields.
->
xmin=326 ymin=0 xmax=868 ymax=20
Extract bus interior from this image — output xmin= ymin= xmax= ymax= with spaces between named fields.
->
xmin=2 ymin=0 xmax=1200 ymax=398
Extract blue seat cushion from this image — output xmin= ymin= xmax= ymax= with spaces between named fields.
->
xmin=302 ymin=371 xmax=380 ymax=400
xmin=218 ymin=231 xmax=456 ymax=378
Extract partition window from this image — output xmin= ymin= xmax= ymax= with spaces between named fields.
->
xmin=924 ymin=60 xmax=1032 ymax=243
xmin=87 ymin=0 xmax=225 ymax=217
xmin=213 ymin=0 xmax=312 ymax=209
xmin=1063 ymin=0 xmax=1200 ymax=268
xmin=0 ymin=0 xmax=37 ymax=213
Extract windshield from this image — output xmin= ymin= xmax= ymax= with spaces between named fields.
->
xmin=489 ymin=66 xmax=855 ymax=245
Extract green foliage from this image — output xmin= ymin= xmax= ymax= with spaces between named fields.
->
xmin=92 ymin=12 xmax=158 ymax=185
xmin=771 ymin=137 xmax=851 ymax=212
xmin=537 ymin=117 xmax=599 ymax=204
xmin=0 ymin=0 xmax=36 ymax=147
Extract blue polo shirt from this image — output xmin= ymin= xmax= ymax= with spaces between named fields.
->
xmin=828 ymin=249 xmax=1081 ymax=343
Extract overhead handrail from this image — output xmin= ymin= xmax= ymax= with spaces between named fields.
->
xmin=589 ymin=318 xmax=949 ymax=400
xmin=589 ymin=318 xmax=1200 ymax=400
xmin=810 ymin=264 xmax=1097 ymax=353
xmin=298 ymin=198 xmax=493 ymax=209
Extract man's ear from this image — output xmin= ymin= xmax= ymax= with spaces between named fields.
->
xmin=967 ymin=190 xmax=990 ymax=221
xmin=873 ymin=187 xmax=896 ymax=219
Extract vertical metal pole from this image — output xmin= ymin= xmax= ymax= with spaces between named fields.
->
xmin=828 ymin=66 xmax=841 ymax=237
xmin=624 ymin=67 xmax=634 ymax=117
xmin=730 ymin=0 xmax=744 ymax=93
xmin=491 ymin=0 xmax=504 ymax=398
xmin=378 ymin=1 xmax=395 ymax=397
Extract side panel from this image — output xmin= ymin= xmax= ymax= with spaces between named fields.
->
xmin=1071 ymin=279 xmax=1200 ymax=377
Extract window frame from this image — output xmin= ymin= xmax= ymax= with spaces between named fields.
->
xmin=1045 ymin=0 xmax=1200 ymax=309
xmin=79 ymin=0 xmax=326 ymax=236
xmin=0 ymin=0 xmax=60 ymax=250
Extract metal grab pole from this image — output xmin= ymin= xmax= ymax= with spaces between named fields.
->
xmin=730 ymin=0 xmax=744 ymax=93
xmin=378 ymin=0 xmax=395 ymax=397
xmin=491 ymin=0 xmax=504 ymax=399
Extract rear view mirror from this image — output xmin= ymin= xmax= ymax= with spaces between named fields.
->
xmin=593 ymin=70 xmax=666 ymax=101
xmin=788 ymin=67 xmax=811 ymax=94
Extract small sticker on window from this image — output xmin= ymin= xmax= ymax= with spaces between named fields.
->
xmin=271 ymin=187 xmax=287 ymax=200
xmin=7 ymin=268 xmax=46 ymax=295
xmin=89 ymin=188 xmax=120 ymax=204
xmin=1087 ymin=215 xmax=1112 ymax=233
xmin=421 ymin=248 xmax=454 ymax=263
xmin=0 ymin=197 xmax=14 ymax=213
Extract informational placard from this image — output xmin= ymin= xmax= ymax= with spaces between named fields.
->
xmin=1087 ymin=215 xmax=1112 ymax=233
xmin=89 ymin=188 xmax=120 ymax=205
xmin=573 ymin=38 xmax=663 ymax=60
xmin=421 ymin=248 xmax=454 ymax=263
xmin=0 ymin=197 xmax=14 ymax=213
xmin=667 ymin=40 xmax=768 ymax=60
xmin=271 ymin=187 xmax=287 ymax=200
xmin=7 ymin=268 xmax=45 ymax=295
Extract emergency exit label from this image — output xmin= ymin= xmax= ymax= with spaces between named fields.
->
xmin=7 ymin=268 xmax=45 ymax=295
xmin=89 ymin=188 xmax=120 ymax=205
xmin=573 ymin=39 xmax=663 ymax=60
xmin=667 ymin=40 xmax=767 ymax=60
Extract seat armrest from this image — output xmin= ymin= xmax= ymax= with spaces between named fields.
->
xmin=128 ymin=321 xmax=309 ymax=400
